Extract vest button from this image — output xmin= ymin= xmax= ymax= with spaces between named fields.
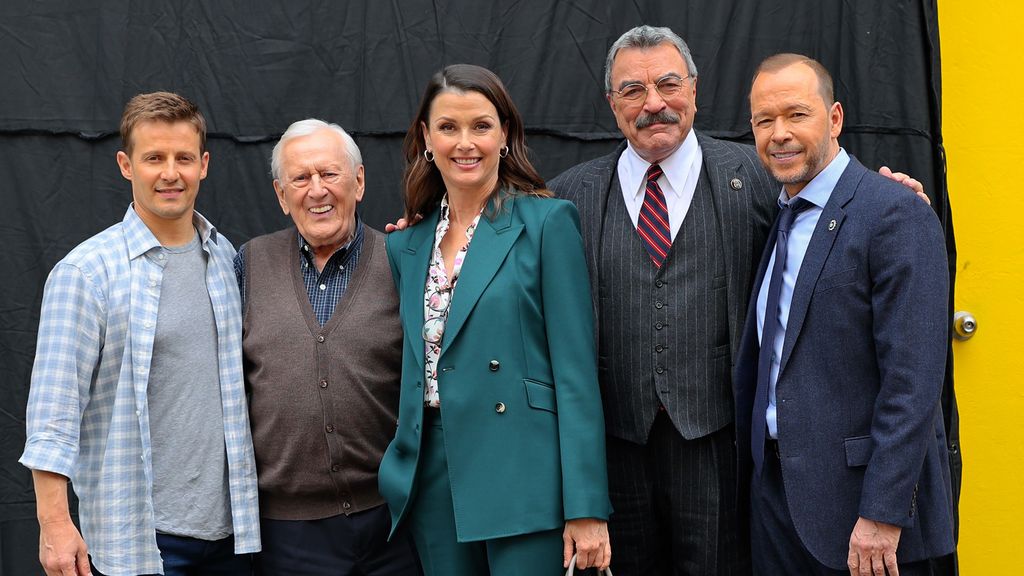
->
xmin=343 ymin=501 xmax=352 ymax=510
xmin=655 ymin=345 xmax=665 ymax=353
xmin=316 ymin=334 xmax=326 ymax=343
xmin=655 ymin=301 xmax=664 ymax=309
xmin=656 ymin=366 xmax=665 ymax=374
xmin=326 ymin=424 xmax=335 ymax=433
xmin=655 ymin=322 xmax=664 ymax=330
xmin=331 ymin=464 xmax=340 ymax=472
xmin=320 ymin=379 xmax=328 ymax=388
xmin=656 ymin=280 xmax=664 ymax=288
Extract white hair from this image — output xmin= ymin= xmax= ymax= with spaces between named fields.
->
xmin=270 ymin=118 xmax=363 ymax=180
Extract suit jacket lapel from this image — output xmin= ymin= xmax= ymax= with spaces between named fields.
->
xmin=399 ymin=207 xmax=439 ymax=370
xmin=699 ymin=135 xmax=752 ymax=355
xmin=442 ymin=194 xmax=524 ymax=352
xmin=779 ymin=159 xmax=866 ymax=372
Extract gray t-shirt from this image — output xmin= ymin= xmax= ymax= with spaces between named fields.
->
xmin=147 ymin=231 xmax=232 ymax=540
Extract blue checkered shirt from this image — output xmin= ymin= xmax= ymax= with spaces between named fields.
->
xmin=235 ymin=218 xmax=364 ymax=326
xmin=21 ymin=206 xmax=261 ymax=576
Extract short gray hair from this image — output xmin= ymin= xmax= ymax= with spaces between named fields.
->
xmin=604 ymin=25 xmax=698 ymax=92
xmin=270 ymin=119 xmax=363 ymax=180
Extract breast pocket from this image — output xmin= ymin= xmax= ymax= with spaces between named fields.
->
xmin=814 ymin=266 xmax=858 ymax=294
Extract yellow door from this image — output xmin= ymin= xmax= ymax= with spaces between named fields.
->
xmin=940 ymin=1 xmax=1024 ymax=572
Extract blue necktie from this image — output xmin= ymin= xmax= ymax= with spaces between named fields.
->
xmin=752 ymin=198 xmax=810 ymax=474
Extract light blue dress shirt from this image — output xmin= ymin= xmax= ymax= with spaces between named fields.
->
xmin=21 ymin=206 xmax=260 ymax=576
xmin=756 ymin=149 xmax=850 ymax=438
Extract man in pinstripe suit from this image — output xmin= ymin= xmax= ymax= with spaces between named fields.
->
xmin=547 ymin=26 xmax=924 ymax=576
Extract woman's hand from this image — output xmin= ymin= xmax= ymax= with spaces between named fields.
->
xmin=563 ymin=517 xmax=611 ymax=570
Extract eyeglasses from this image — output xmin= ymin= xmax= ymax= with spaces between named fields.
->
xmin=422 ymin=286 xmax=452 ymax=344
xmin=609 ymin=75 xmax=693 ymax=102
xmin=285 ymin=169 xmax=343 ymax=190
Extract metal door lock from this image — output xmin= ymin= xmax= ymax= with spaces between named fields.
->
xmin=953 ymin=311 xmax=977 ymax=341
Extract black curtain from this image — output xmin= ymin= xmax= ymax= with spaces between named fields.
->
xmin=0 ymin=1 xmax=957 ymax=573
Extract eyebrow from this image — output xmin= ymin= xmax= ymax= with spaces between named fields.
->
xmin=616 ymin=72 xmax=683 ymax=91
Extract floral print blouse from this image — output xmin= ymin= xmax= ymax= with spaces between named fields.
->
xmin=422 ymin=196 xmax=482 ymax=407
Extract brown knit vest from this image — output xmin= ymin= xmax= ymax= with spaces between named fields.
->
xmin=242 ymin=226 xmax=402 ymax=520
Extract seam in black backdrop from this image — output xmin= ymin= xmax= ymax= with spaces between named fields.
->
xmin=0 ymin=1 xmax=958 ymax=574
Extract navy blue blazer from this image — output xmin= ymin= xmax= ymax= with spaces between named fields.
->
xmin=734 ymin=158 xmax=956 ymax=568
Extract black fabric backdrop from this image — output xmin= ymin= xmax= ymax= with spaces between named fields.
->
xmin=0 ymin=1 xmax=958 ymax=573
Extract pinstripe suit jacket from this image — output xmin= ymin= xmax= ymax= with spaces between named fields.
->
xmin=548 ymin=134 xmax=778 ymax=442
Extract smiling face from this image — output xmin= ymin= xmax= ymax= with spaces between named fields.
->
xmin=116 ymin=120 xmax=209 ymax=242
xmin=607 ymin=43 xmax=697 ymax=164
xmin=422 ymin=89 xmax=507 ymax=201
xmin=273 ymin=128 xmax=364 ymax=255
xmin=750 ymin=61 xmax=843 ymax=198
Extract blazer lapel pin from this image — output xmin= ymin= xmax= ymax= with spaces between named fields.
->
xmin=828 ymin=219 xmax=837 ymax=231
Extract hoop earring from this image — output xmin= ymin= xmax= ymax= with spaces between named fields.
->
xmin=499 ymin=145 xmax=509 ymax=158
xmin=423 ymin=149 xmax=435 ymax=163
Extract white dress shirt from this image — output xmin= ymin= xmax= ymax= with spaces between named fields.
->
xmin=616 ymin=128 xmax=704 ymax=241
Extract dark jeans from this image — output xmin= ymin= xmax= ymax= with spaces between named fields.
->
xmin=91 ymin=533 xmax=252 ymax=576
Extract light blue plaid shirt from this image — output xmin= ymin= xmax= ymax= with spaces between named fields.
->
xmin=20 ymin=206 xmax=260 ymax=576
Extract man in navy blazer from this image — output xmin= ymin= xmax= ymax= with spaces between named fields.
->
xmin=735 ymin=53 xmax=955 ymax=574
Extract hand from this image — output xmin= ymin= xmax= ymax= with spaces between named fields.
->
xmin=39 ymin=517 xmax=91 ymax=576
xmin=562 ymin=517 xmax=611 ymax=571
xmin=847 ymin=516 xmax=901 ymax=576
xmin=383 ymin=213 xmax=423 ymax=233
xmin=878 ymin=166 xmax=930 ymax=206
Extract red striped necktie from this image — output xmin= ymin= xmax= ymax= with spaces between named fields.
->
xmin=636 ymin=164 xmax=672 ymax=267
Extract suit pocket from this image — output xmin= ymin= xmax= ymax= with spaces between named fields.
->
xmin=525 ymin=378 xmax=557 ymax=414
xmin=844 ymin=435 xmax=873 ymax=467
xmin=814 ymin=266 xmax=858 ymax=294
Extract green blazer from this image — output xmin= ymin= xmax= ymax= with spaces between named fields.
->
xmin=378 ymin=193 xmax=612 ymax=542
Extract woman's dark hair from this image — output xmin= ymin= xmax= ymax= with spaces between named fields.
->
xmin=401 ymin=64 xmax=550 ymax=220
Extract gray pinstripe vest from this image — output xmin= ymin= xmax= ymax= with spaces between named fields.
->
xmin=598 ymin=167 xmax=733 ymax=443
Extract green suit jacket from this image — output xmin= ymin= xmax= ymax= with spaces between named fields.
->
xmin=378 ymin=193 xmax=612 ymax=542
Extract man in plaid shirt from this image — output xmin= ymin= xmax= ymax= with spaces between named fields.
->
xmin=20 ymin=92 xmax=260 ymax=576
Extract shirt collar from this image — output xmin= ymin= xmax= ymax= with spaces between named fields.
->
xmin=123 ymin=204 xmax=218 ymax=259
xmin=779 ymin=148 xmax=850 ymax=209
xmin=623 ymin=128 xmax=700 ymax=200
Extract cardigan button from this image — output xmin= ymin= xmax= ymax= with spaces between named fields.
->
xmin=320 ymin=379 xmax=328 ymax=389
xmin=316 ymin=334 xmax=326 ymax=343
xmin=495 ymin=402 xmax=506 ymax=414
xmin=489 ymin=360 xmax=500 ymax=371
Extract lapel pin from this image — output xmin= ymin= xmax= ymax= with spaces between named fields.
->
xmin=828 ymin=219 xmax=837 ymax=231
xmin=729 ymin=178 xmax=743 ymax=190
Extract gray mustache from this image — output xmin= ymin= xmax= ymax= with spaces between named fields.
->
xmin=636 ymin=110 xmax=680 ymax=129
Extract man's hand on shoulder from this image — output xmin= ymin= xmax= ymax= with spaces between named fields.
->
xmin=383 ymin=213 xmax=423 ymax=233
xmin=878 ymin=166 xmax=930 ymax=206
xmin=847 ymin=516 xmax=901 ymax=576
xmin=39 ymin=517 xmax=90 ymax=576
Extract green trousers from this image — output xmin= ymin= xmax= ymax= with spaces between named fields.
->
xmin=407 ymin=409 xmax=567 ymax=576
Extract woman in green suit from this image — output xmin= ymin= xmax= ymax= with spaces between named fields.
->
xmin=378 ymin=64 xmax=612 ymax=575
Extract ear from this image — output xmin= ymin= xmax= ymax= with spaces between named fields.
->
xmin=829 ymin=101 xmax=844 ymax=139
xmin=199 ymin=150 xmax=210 ymax=180
xmin=116 ymin=150 xmax=133 ymax=181
xmin=273 ymin=179 xmax=290 ymax=215
xmin=501 ymin=121 xmax=509 ymax=148
xmin=354 ymin=164 xmax=365 ymax=203
xmin=421 ymin=120 xmax=432 ymax=153
xmin=606 ymin=92 xmax=618 ymax=116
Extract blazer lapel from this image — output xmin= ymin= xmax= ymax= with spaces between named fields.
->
xmin=399 ymin=207 xmax=440 ymax=370
xmin=779 ymin=159 xmax=866 ymax=372
xmin=442 ymin=194 xmax=524 ymax=352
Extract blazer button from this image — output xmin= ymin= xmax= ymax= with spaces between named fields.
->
xmin=495 ymin=402 xmax=506 ymax=414
xmin=489 ymin=359 xmax=500 ymax=371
